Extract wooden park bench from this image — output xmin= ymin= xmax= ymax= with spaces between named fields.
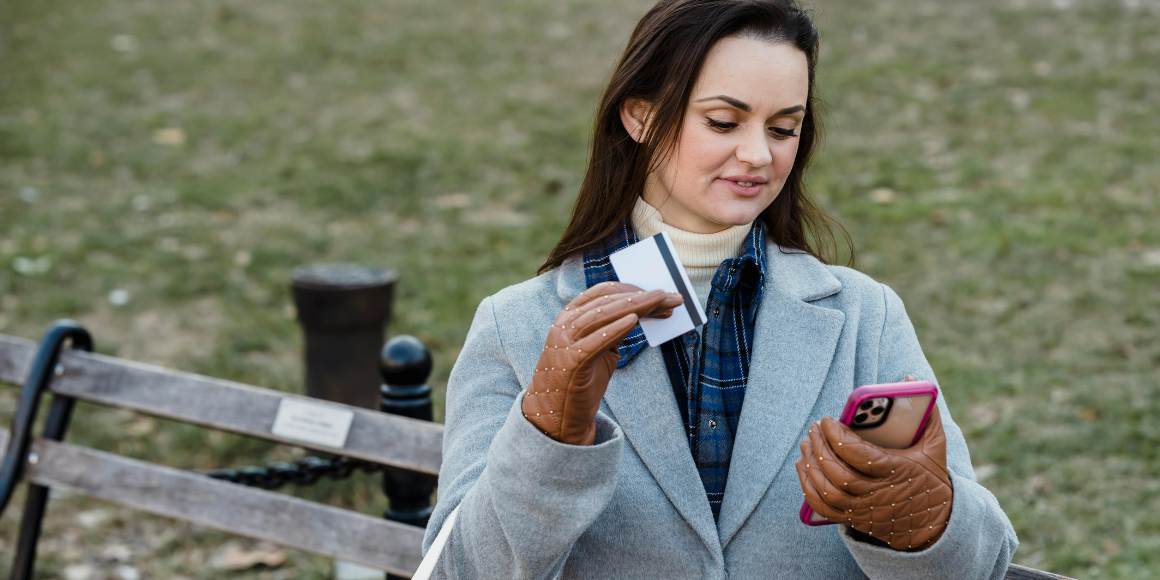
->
xmin=0 ymin=320 xmax=441 ymax=579
xmin=0 ymin=321 xmax=1071 ymax=579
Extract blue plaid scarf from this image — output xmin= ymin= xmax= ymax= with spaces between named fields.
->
xmin=582 ymin=218 xmax=767 ymax=522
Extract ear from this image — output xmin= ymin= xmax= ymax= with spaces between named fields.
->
xmin=619 ymin=98 xmax=653 ymax=143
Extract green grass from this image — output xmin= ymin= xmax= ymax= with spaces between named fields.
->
xmin=1 ymin=0 xmax=1158 ymax=577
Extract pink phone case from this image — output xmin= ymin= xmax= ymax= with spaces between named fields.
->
xmin=798 ymin=381 xmax=939 ymax=526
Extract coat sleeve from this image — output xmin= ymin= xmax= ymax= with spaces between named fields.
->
xmin=420 ymin=295 xmax=626 ymax=579
xmin=838 ymin=283 xmax=1019 ymax=580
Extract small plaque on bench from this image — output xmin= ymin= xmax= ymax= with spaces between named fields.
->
xmin=271 ymin=398 xmax=355 ymax=449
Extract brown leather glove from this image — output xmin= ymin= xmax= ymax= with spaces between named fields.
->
xmin=522 ymin=281 xmax=682 ymax=446
xmin=796 ymin=384 xmax=954 ymax=551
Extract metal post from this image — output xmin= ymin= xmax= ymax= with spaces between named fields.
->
xmin=291 ymin=263 xmax=397 ymax=410
xmin=292 ymin=264 xmax=397 ymax=580
xmin=379 ymin=335 xmax=438 ymax=580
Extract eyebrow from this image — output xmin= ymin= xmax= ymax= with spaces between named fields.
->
xmin=694 ymin=95 xmax=805 ymax=116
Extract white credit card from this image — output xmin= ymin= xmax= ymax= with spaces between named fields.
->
xmin=609 ymin=231 xmax=706 ymax=347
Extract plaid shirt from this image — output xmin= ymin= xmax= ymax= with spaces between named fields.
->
xmin=582 ymin=219 xmax=767 ymax=522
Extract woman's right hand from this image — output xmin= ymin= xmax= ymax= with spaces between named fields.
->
xmin=522 ymin=281 xmax=683 ymax=446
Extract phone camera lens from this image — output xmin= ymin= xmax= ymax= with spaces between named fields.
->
xmin=854 ymin=413 xmax=868 ymax=423
xmin=870 ymin=407 xmax=884 ymax=416
xmin=859 ymin=401 xmax=874 ymax=411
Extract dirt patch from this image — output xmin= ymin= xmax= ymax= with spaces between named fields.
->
xmin=77 ymin=298 xmax=224 ymax=367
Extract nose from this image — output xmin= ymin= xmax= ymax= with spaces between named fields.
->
xmin=735 ymin=124 xmax=774 ymax=168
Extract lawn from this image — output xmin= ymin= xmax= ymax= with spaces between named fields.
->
xmin=1 ymin=0 xmax=1158 ymax=577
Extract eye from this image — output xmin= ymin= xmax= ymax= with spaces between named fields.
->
xmin=770 ymin=127 xmax=798 ymax=139
xmin=706 ymin=118 xmax=737 ymax=131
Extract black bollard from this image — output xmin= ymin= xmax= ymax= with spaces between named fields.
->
xmin=379 ymin=335 xmax=438 ymax=580
xmin=291 ymin=263 xmax=397 ymax=410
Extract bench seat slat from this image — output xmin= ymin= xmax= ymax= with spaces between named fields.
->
xmin=23 ymin=438 xmax=425 ymax=575
xmin=1004 ymin=564 xmax=1074 ymax=580
xmin=0 ymin=336 xmax=442 ymax=475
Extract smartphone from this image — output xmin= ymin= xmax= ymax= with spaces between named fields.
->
xmin=798 ymin=381 xmax=939 ymax=526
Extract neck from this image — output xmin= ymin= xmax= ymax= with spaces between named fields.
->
xmin=630 ymin=196 xmax=753 ymax=316
xmin=642 ymin=184 xmax=732 ymax=234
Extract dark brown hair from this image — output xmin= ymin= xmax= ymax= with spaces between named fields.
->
xmin=538 ymin=0 xmax=852 ymax=274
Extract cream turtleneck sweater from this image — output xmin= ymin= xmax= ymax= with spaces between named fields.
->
xmin=630 ymin=196 xmax=754 ymax=325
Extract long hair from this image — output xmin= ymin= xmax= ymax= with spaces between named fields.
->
xmin=538 ymin=0 xmax=852 ymax=274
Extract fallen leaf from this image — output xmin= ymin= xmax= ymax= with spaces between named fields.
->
xmin=433 ymin=193 xmax=472 ymax=209
xmin=117 ymin=565 xmax=142 ymax=580
xmin=1024 ymin=474 xmax=1050 ymax=497
xmin=63 ymin=564 xmax=96 ymax=580
xmin=869 ymin=187 xmax=895 ymax=204
xmin=108 ymin=289 xmax=132 ymax=307
xmin=152 ymin=127 xmax=186 ymax=146
xmin=101 ymin=543 xmax=133 ymax=562
xmin=13 ymin=255 xmax=52 ymax=276
xmin=1103 ymin=539 xmax=1120 ymax=555
xmin=125 ymin=417 xmax=156 ymax=435
xmin=461 ymin=206 xmax=532 ymax=227
xmin=968 ymin=404 xmax=998 ymax=428
xmin=111 ymin=34 xmax=138 ymax=52
xmin=974 ymin=464 xmax=997 ymax=482
xmin=334 ymin=560 xmax=386 ymax=579
xmin=211 ymin=541 xmax=287 ymax=570
xmin=182 ymin=245 xmax=208 ymax=260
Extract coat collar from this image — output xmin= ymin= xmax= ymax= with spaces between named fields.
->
xmin=555 ymin=240 xmax=845 ymax=554
xmin=578 ymin=220 xmax=770 ymax=368
xmin=559 ymin=239 xmax=841 ymax=305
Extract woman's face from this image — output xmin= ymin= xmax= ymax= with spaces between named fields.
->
xmin=622 ymin=36 xmax=810 ymax=234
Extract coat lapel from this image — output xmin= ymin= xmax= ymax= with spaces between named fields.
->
xmin=556 ymin=255 xmax=722 ymax=555
xmin=603 ymin=345 xmax=724 ymax=556
xmin=716 ymin=244 xmax=845 ymax=548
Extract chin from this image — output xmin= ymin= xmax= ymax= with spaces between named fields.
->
xmin=705 ymin=202 xmax=766 ymax=227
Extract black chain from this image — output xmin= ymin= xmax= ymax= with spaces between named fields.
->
xmin=204 ymin=455 xmax=385 ymax=490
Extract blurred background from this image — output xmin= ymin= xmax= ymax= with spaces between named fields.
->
xmin=0 ymin=0 xmax=1157 ymax=577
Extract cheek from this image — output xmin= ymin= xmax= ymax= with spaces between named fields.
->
xmin=773 ymin=141 xmax=800 ymax=177
xmin=670 ymin=127 xmax=735 ymax=179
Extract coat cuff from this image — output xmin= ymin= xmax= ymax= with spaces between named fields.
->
xmin=483 ymin=389 xmax=625 ymax=523
xmin=838 ymin=472 xmax=1016 ymax=580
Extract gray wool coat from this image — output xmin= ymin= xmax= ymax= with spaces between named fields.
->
xmin=421 ymin=241 xmax=1019 ymax=579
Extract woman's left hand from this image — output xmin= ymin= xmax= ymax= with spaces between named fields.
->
xmin=795 ymin=377 xmax=954 ymax=552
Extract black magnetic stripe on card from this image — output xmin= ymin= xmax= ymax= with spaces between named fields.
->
xmin=652 ymin=233 xmax=704 ymax=327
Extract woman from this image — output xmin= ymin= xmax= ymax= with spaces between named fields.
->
xmin=422 ymin=0 xmax=1018 ymax=578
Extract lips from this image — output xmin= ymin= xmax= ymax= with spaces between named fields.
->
xmin=719 ymin=175 xmax=768 ymax=197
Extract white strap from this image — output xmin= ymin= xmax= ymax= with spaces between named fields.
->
xmin=411 ymin=504 xmax=460 ymax=580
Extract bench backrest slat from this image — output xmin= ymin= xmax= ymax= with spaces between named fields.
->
xmin=23 ymin=437 xmax=425 ymax=575
xmin=0 ymin=336 xmax=442 ymax=475
xmin=0 ymin=335 xmax=30 ymax=387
